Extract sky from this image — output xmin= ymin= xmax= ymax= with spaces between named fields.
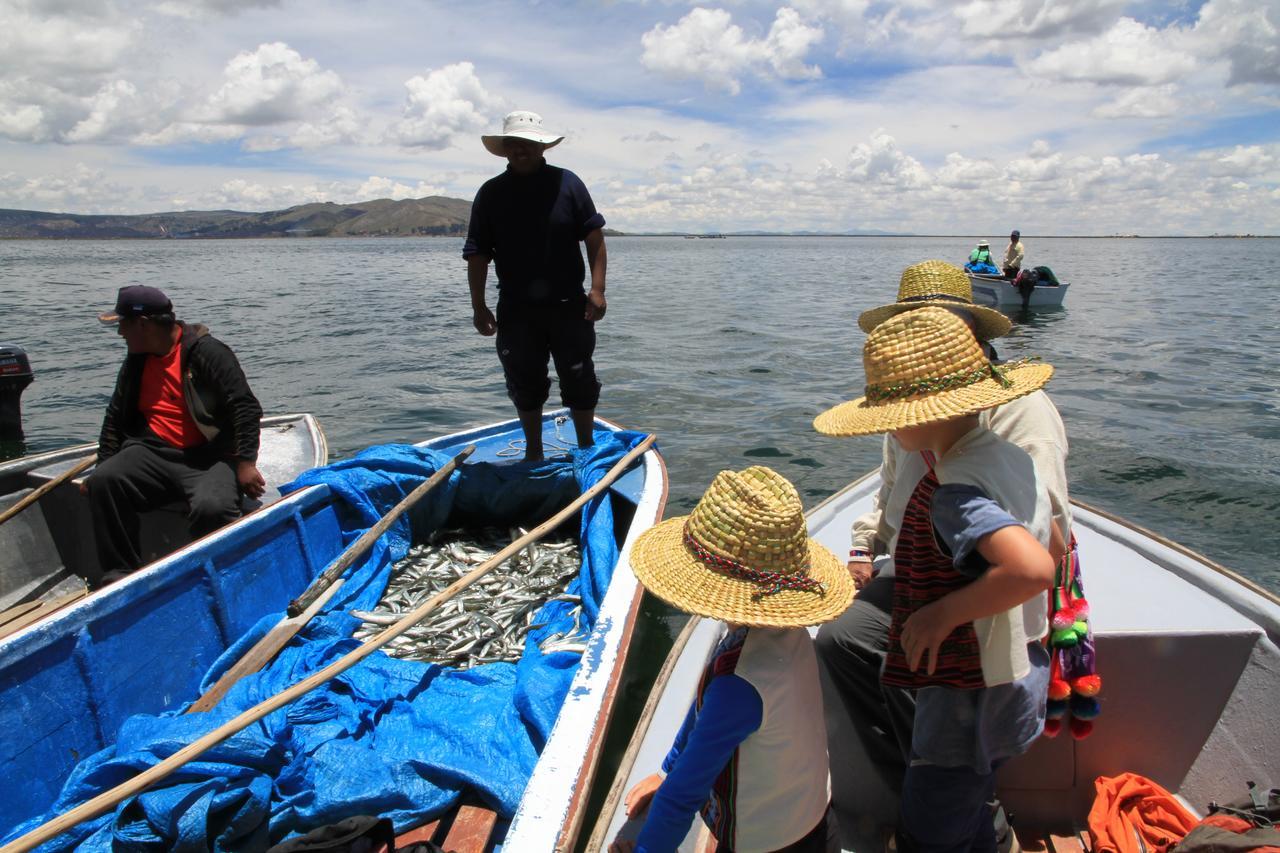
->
xmin=1 ymin=0 xmax=1277 ymax=235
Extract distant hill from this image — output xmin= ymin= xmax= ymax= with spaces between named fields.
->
xmin=0 ymin=196 xmax=476 ymax=239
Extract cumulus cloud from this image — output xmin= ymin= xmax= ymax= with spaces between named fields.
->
xmin=1024 ymin=17 xmax=1196 ymax=86
xmin=356 ymin=176 xmax=446 ymax=200
xmin=844 ymin=130 xmax=928 ymax=187
xmin=198 ymin=42 xmax=343 ymax=126
xmin=1190 ymin=0 xmax=1280 ymax=87
xmin=640 ymin=7 xmax=823 ymax=95
xmin=953 ymin=0 xmax=1125 ymax=40
xmin=1091 ymin=84 xmax=1181 ymax=119
xmin=622 ymin=131 xmax=679 ymax=143
xmin=934 ymin=152 xmax=1002 ymax=189
xmin=0 ymin=163 xmax=133 ymax=211
xmin=0 ymin=1 xmax=137 ymax=77
xmin=1206 ymin=145 xmax=1277 ymax=178
xmin=389 ymin=62 xmax=501 ymax=149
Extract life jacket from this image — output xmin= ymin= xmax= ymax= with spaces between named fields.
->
xmin=969 ymin=247 xmax=995 ymax=265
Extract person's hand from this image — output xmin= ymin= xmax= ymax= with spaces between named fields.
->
xmin=624 ymin=772 xmax=663 ymax=818
xmin=608 ymin=840 xmax=636 ymax=853
xmin=900 ymin=599 xmax=958 ymax=675
xmin=473 ymin=305 xmax=497 ymax=336
xmin=585 ymin=289 xmax=607 ymax=322
xmin=848 ymin=557 xmax=873 ymax=590
xmin=236 ymin=460 xmax=267 ymax=500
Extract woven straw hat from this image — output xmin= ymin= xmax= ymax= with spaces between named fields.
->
xmin=482 ymin=110 xmax=564 ymax=157
xmin=858 ymin=260 xmax=1011 ymax=341
xmin=630 ymin=467 xmax=853 ymax=628
xmin=815 ymin=306 xmax=1053 ymax=436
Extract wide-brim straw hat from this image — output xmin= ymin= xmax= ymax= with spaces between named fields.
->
xmin=630 ymin=467 xmax=854 ymax=628
xmin=859 ymin=259 xmax=1011 ymax=341
xmin=815 ymin=306 xmax=1053 ymax=436
xmin=482 ymin=110 xmax=564 ymax=157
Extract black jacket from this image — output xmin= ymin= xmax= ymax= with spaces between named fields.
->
xmin=97 ymin=323 xmax=262 ymax=462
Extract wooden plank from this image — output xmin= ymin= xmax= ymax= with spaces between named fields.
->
xmin=1016 ymin=829 xmax=1050 ymax=853
xmin=0 ymin=601 xmax=41 ymax=628
xmin=1049 ymin=831 xmax=1087 ymax=853
xmin=394 ymin=819 xmax=442 ymax=846
xmin=440 ymin=804 xmax=497 ymax=853
xmin=0 ymin=588 xmax=88 ymax=641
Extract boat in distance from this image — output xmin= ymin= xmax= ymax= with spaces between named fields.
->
xmin=589 ymin=468 xmax=1279 ymax=852
xmin=968 ymin=273 xmax=1070 ymax=307
xmin=0 ymin=413 xmax=328 ymax=625
xmin=0 ymin=412 xmax=666 ymax=852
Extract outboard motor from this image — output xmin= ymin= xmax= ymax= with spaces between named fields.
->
xmin=0 ymin=344 xmax=34 ymax=441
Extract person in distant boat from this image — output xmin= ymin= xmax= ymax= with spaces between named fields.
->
xmin=84 ymin=286 xmax=264 ymax=588
xmin=610 ymin=467 xmax=854 ymax=853
xmin=964 ymin=240 xmax=1001 ymax=275
xmin=813 ymin=261 xmax=1071 ymax=853
xmin=813 ymin=306 xmax=1058 ymax=853
xmin=463 ymin=110 xmax=608 ymax=461
xmin=1003 ymin=230 xmax=1025 ymax=279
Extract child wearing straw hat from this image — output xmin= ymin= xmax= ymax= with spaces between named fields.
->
xmin=610 ymin=467 xmax=854 ymax=853
xmin=813 ymin=306 xmax=1057 ymax=853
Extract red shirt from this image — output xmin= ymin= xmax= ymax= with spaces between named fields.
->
xmin=140 ymin=341 xmax=207 ymax=449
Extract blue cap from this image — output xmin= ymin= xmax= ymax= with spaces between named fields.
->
xmin=98 ymin=285 xmax=172 ymax=324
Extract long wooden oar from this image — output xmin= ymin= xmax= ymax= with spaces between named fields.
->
xmin=0 ymin=455 xmax=95 ymax=527
xmin=2 ymin=434 xmax=655 ymax=853
xmin=188 ymin=444 xmax=476 ymax=714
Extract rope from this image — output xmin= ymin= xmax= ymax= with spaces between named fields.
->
xmin=495 ymin=415 xmax=578 ymax=458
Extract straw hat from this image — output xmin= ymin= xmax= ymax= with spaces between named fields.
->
xmin=815 ymin=306 xmax=1053 ymax=436
xmin=482 ymin=110 xmax=564 ymax=157
xmin=858 ymin=260 xmax=1011 ymax=341
xmin=630 ymin=467 xmax=853 ymax=628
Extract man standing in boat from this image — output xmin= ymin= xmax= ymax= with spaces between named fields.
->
xmin=1003 ymin=230 xmax=1025 ymax=279
xmin=463 ymin=110 xmax=608 ymax=461
xmin=85 ymin=286 xmax=264 ymax=587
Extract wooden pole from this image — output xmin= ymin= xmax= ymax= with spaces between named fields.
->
xmin=0 ymin=455 xmax=95 ymax=527
xmin=1 ymin=434 xmax=655 ymax=853
xmin=188 ymin=443 xmax=476 ymax=714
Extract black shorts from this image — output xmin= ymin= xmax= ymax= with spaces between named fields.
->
xmin=495 ymin=300 xmax=601 ymax=411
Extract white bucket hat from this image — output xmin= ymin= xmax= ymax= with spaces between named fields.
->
xmin=482 ymin=111 xmax=564 ymax=157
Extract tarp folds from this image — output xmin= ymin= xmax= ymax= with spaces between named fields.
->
xmin=5 ymin=430 xmax=648 ymax=851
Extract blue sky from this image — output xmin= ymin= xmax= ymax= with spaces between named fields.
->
xmin=1 ymin=0 xmax=1277 ymax=234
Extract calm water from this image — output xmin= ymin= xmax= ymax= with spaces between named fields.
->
xmin=3 ymin=236 xmax=1277 ymax=592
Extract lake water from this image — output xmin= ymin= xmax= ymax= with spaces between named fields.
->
xmin=3 ymin=236 xmax=1277 ymax=592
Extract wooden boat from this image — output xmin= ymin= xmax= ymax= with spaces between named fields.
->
xmin=589 ymin=469 xmax=1280 ymax=852
xmin=0 ymin=413 xmax=666 ymax=852
xmin=969 ymin=273 xmax=1070 ymax=308
xmin=0 ymin=413 xmax=328 ymax=624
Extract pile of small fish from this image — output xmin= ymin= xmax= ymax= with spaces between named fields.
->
xmin=350 ymin=526 xmax=587 ymax=669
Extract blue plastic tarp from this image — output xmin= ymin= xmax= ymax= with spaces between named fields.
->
xmin=4 ymin=429 xmax=648 ymax=851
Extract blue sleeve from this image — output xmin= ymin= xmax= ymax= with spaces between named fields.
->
xmin=637 ymin=674 xmax=763 ymax=852
xmin=568 ymin=171 xmax=605 ymax=237
xmin=462 ymin=183 xmax=493 ymax=259
xmin=660 ymin=699 xmax=698 ymax=774
xmin=931 ymin=484 xmax=1021 ymax=578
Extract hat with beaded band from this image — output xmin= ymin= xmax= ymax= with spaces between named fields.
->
xmin=815 ymin=306 xmax=1053 ymax=437
xmin=629 ymin=466 xmax=853 ymax=628
xmin=858 ymin=259 xmax=1012 ymax=341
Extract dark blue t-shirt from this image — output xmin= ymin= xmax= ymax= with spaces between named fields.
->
xmin=462 ymin=162 xmax=605 ymax=306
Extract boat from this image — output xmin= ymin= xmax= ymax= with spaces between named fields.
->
xmin=968 ymin=272 xmax=1070 ymax=308
xmin=0 ymin=413 xmax=328 ymax=624
xmin=0 ymin=412 xmax=666 ymax=852
xmin=588 ymin=469 xmax=1280 ymax=852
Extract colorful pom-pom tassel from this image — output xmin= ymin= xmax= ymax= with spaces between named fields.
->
xmin=1072 ymin=674 xmax=1102 ymax=697
xmin=1048 ymin=678 xmax=1072 ymax=701
xmin=1069 ymin=718 xmax=1094 ymax=739
xmin=1047 ymin=698 xmax=1069 ymax=719
xmin=1051 ymin=610 xmax=1076 ymax=630
xmin=1051 ymin=627 xmax=1080 ymax=647
xmin=1071 ymin=598 xmax=1091 ymax=619
xmin=1043 ymin=718 xmax=1063 ymax=738
xmin=1070 ymin=695 xmax=1101 ymax=720
xmin=1072 ymin=619 xmax=1089 ymax=637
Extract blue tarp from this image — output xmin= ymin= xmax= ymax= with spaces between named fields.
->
xmin=964 ymin=261 xmax=1001 ymax=275
xmin=5 ymin=430 xmax=648 ymax=851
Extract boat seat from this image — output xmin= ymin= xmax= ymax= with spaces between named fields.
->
xmin=0 ymin=489 xmax=75 ymax=611
xmin=997 ymin=517 xmax=1263 ymax=830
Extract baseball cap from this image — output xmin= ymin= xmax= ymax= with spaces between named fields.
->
xmin=98 ymin=286 xmax=173 ymax=324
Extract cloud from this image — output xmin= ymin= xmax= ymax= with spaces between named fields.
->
xmin=0 ymin=1 xmax=137 ymax=77
xmin=622 ymin=131 xmax=679 ymax=143
xmin=356 ymin=175 xmax=446 ymax=200
xmin=1205 ymin=144 xmax=1277 ymax=178
xmin=934 ymin=152 xmax=1002 ymax=189
xmin=1091 ymin=84 xmax=1181 ymax=118
xmin=389 ymin=62 xmax=502 ymax=149
xmin=0 ymin=162 xmax=133 ymax=211
xmin=198 ymin=42 xmax=343 ymax=126
xmin=1190 ymin=0 xmax=1280 ymax=87
xmin=1024 ymin=17 xmax=1196 ymax=86
xmin=241 ymin=105 xmax=364 ymax=151
xmin=640 ymin=7 xmax=823 ymax=95
xmin=844 ymin=130 xmax=928 ymax=187
xmin=952 ymin=0 xmax=1126 ymax=40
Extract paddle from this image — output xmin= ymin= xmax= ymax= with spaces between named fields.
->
xmin=187 ymin=443 xmax=476 ymax=714
xmin=0 ymin=434 xmax=655 ymax=853
xmin=0 ymin=455 xmax=95 ymax=527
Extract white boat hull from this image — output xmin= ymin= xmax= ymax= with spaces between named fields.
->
xmin=969 ymin=274 xmax=1070 ymax=307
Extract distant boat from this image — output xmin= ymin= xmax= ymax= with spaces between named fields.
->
xmin=968 ymin=272 xmax=1070 ymax=308
xmin=696 ymin=233 xmax=725 ymax=239
xmin=589 ymin=468 xmax=1280 ymax=851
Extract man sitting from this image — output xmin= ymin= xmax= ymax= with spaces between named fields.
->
xmin=85 ymin=286 xmax=264 ymax=587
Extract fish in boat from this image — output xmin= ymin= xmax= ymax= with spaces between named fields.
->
xmin=588 ymin=468 xmax=1279 ymax=852
xmin=0 ymin=413 xmax=328 ymax=630
xmin=0 ymin=412 xmax=666 ymax=853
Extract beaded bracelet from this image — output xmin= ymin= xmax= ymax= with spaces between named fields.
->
xmin=849 ymin=548 xmax=871 ymax=560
